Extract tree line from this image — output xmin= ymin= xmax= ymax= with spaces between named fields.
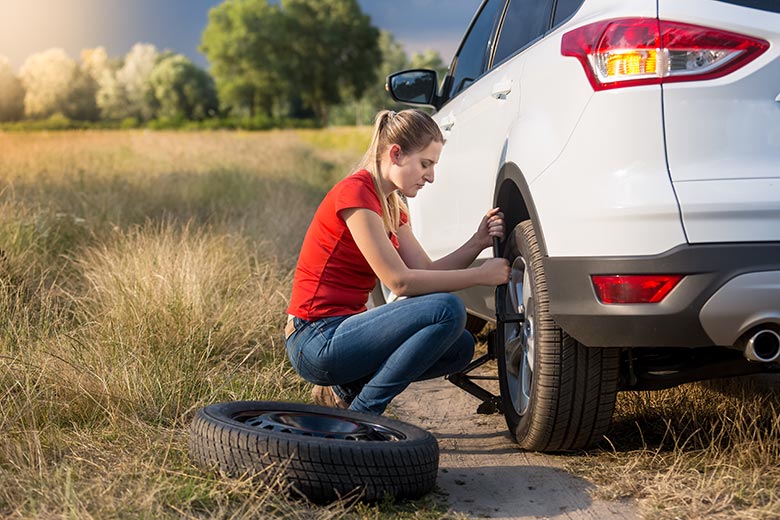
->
xmin=0 ymin=0 xmax=447 ymax=129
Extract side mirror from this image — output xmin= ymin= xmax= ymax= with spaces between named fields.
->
xmin=386 ymin=69 xmax=439 ymax=108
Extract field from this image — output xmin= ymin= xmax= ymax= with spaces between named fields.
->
xmin=1 ymin=130 xmax=779 ymax=519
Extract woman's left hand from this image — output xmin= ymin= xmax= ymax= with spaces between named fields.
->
xmin=474 ymin=207 xmax=505 ymax=249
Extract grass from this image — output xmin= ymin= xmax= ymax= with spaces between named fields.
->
xmin=566 ymin=377 xmax=780 ymax=519
xmin=2 ymin=129 xmax=779 ymax=519
xmin=0 ymin=128 xmax=451 ymax=519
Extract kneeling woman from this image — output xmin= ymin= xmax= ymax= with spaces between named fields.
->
xmin=285 ymin=109 xmax=510 ymax=415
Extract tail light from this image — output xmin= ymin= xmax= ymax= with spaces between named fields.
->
xmin=561 ymin=18 xmax=769 ymax=90
xmin=592 ymin=274 xmax=683 ymax=304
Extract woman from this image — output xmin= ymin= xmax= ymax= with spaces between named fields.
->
xmin=285 ymin=109 xmax=510 ymax=415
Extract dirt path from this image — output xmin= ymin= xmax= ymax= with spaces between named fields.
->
xmin=392 ymin=378 xmax=638 ymax=520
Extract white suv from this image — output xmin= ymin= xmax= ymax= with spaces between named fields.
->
xmin=387 ymin=0 xmax=780 ymax=451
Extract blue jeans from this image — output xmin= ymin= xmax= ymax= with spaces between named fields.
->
xmin=285 ymin=293 xmax=475 ymax=415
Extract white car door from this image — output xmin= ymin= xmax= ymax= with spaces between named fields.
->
xmin=411 ymin=0 xmax=556 ymax=262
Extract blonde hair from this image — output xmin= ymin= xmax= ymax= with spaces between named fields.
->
xmin=355 ymin=109 xmax=444 ymax=234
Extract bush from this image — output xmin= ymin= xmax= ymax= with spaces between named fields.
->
xmin=119 ymin=117 xmax=139 ymax=129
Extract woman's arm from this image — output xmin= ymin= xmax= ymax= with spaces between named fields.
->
xmin=396 ymin=207 xmax=504 ymax=271
xmin=343 ymin=208 xmax=509 ymax=297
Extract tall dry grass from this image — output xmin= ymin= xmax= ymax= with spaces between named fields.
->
xmin=567 ymin=377 xmax=780 ymax=519
xmin=4 ymin=129 xmax=779 ymax=519
xmin=1 ymin=128 xmax=455 ymax=519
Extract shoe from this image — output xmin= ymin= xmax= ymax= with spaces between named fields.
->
xmin=311 ymin=385 xmax=349 ymax=409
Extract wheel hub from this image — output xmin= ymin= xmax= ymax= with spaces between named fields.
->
xmin=234 ymin=410 xmax=407 ymax=442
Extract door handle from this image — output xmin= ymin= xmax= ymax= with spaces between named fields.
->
xmin=440 ymin=116 xmax=455 ymax=131
xmin=491 ymin=80 xmax=513 ymax=99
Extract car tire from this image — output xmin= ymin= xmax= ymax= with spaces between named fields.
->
xmin=497 ymin=221 xmax=620 ymax=451
xmin=189 ymin=400 xmax=439 ymax=502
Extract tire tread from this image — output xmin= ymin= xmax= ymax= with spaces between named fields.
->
xmin=500 ymin=221 xmax=619 ymax=452
xmin=189 ymin=401 xmax=439 ymax=502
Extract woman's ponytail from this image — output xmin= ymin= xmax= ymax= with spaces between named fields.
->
xmin=354 ymin=109 xmax=443 ymax=234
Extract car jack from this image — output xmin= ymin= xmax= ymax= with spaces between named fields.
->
xmin=446 ymin=333 xmax=503 ymax=414
xmin=446 ymin=238 xmax=525 ymax=415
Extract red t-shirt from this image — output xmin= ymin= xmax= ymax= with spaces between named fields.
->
xmin=287 ymin=169 xmax=407 ymax=319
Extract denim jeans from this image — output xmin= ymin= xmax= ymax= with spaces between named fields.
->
xmin=284 ymin=293 xmax=475 ymax=415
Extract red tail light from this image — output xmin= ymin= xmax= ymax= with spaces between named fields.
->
xmin=561 ymin=18 xmax=769 ymax=91
xmin=592 ymin=274 xmax=683 ymax=304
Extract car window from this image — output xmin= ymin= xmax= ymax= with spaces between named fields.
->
xmin=553 ymin=0 xmax=585 ymax=26
xmin=492 ymin=0 xmax=555 ymax=66
xmin=447 ymin=0 xmax=507 ymax=99
xmin=713 ymin=0 xmax=780 ymax=13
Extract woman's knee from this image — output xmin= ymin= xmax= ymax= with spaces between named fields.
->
xmin=429 ymin=293 xmax=467 ymax=328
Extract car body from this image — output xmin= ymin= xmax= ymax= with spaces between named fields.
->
xmin=387 ymin=0 xmax=780 ymax=450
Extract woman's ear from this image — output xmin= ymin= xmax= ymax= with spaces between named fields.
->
xmin=389 ymin=144 xmax=402 ymax=165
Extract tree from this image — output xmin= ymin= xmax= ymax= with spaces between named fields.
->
xmin=63 ymin=66 xmax=100 ymax=121
xmin=201 ymin=0 xmax=287 ymax=118
xmin=82 ymin=47 xmax=128 ymax=120
xmin=149 ymin=54 xmax=218 ymax=120
xmin=117 ymin=43 xmax=159 ymax=121
xmin=330 ymin=30 xmax=408 ymax=125
xmin=18 ymin=48 xmax=98 ymax=120
xmin=202 ymin=0 xmax=381 ymax=125
xmin=410 ymin=49 xmax=448 ymax=83
xmin=330 ymin=34 xmax=450 ymax=126
xmin=0 ymin=55 xmax=24 ymax=122
xmin=280 ymin=0 xmax=381 ymax=124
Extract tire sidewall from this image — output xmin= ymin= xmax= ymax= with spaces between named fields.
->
xmin=189 ymin=400 xmax=440 ymax=502
xmin=498 ymin=221 xmax=545 ymax=443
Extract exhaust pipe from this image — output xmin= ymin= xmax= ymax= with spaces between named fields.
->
xmin=743 ymin=329 xmax=780 ymax=363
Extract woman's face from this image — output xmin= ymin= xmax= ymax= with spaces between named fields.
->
xmin=386 ymin=140 xmax=443 ymax=198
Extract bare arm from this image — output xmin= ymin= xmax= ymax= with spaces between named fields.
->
xmin=343 ymin=208 xmax=509 ymax=297
xmin=396 ymin=208 xmax=505 ymax=271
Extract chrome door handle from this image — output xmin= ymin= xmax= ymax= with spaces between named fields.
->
xmin=491 ymin=80 xmax=513 ymax=99
xmin=440 ymin=117 xmax=455 ymax=131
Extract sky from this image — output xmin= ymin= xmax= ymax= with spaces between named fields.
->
xmin=0 ymin=0 xmax=481 ymax=71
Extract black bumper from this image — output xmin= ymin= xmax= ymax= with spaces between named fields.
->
xmin=544 ymin=242 xmax=780 ymax=348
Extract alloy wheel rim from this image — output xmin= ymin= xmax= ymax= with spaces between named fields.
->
xmin=503 ymin=256 xmax=535 ymax=416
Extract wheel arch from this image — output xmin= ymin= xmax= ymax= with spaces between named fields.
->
xmin=494 ymin=162 xmax=548 ymax=257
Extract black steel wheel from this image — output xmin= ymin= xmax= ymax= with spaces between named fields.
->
xmin=496 ymin=221 xmax=620 ymax=451
xmin=189 ymin=400 xmax=439 ymax=502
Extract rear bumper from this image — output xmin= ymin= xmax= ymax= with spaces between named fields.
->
xmin=544 ymin=242 xmax=780 ymax=347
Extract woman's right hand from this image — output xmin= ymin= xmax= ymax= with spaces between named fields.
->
xmin=479 ymin=258 xmax=511 ymax=286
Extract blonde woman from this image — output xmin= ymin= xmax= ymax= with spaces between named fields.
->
xmin=285 ymin=109 xmax=509 ymax=415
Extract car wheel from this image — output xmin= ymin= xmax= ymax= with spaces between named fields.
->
xmin=497 ymin=221 xmax=620 ymax=451
xmin=189 ymin=401 xmax=439 ymax=502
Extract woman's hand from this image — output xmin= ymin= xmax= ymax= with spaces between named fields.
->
xmin=479 ymin=258 xmax=511 ymax=286
xmin=473 ymin=207 xmax=505 ymax=250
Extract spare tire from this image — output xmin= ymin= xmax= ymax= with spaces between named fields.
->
xmin=189 ymin=400 xmax=439 ymax=502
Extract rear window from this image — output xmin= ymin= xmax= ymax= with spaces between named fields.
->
xmin=553 ymin=0 xmax=585 ymax=26
xmin=714 ymin=0 xmax=780 ymax=13
xmin=492 ymin=0 xmax=555 ymax=66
